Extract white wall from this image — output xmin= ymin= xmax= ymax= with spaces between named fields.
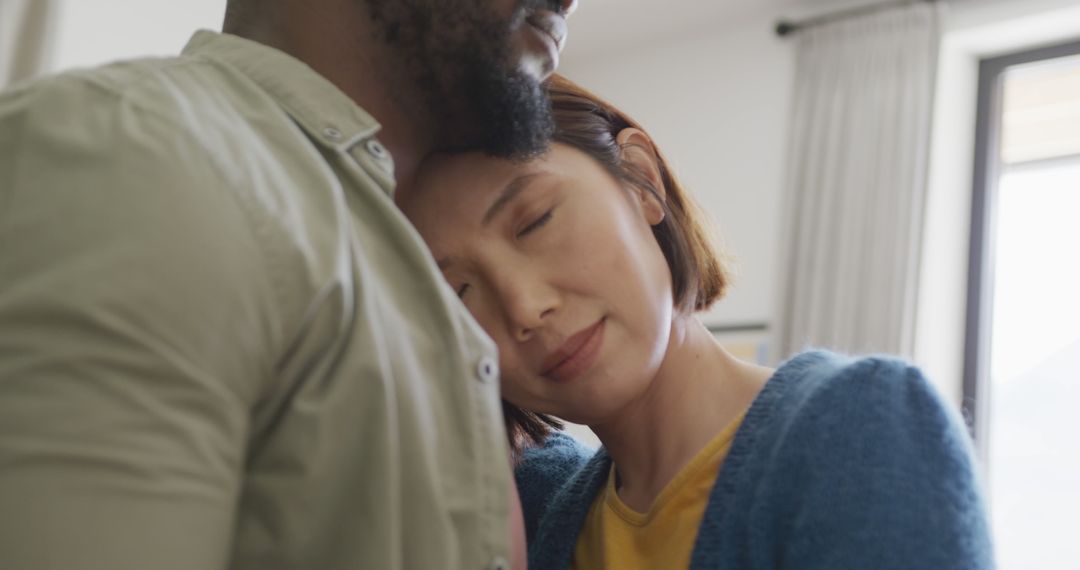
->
xmin=46 ymin=0 xmax=225 ymax=73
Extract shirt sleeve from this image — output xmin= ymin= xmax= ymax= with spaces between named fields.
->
xmin=768 ymin=357 xmax=995 ymax=570
xmin=0 ymin=74 xmax=281 ymax=569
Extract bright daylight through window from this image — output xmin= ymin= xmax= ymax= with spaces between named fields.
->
xmin=988 ymin=52 xmax=1080 ymax=570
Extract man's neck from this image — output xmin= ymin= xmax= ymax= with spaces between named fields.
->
xmin=590 ymin=317 xmax=772 ymax=513
xmin=225 ymin=1 xmax=431 ymax=193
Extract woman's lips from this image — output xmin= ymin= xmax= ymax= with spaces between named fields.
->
xmin=541 ymin=318 xmax=606 ymax=383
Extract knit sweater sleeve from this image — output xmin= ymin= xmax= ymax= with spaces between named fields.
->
xmin=764 ymin=356 xmax=994 ymax=570
xmin=514 ymin=433 xmax=594 ymax=543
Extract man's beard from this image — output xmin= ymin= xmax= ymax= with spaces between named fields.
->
xmin=363 ymin=0 xmax=555 ymax=160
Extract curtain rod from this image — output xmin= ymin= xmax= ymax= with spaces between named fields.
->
xmin=775 ymin=0 xmax=939 ymax=37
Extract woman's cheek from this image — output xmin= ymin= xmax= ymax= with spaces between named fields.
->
xmin=471 ymin=300 xmax=501 ymax=339
xmin=499 ymin=371 xmax=538 ymax=411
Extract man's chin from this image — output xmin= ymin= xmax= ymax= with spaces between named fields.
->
xmin=450 ymin=67 xmax=554 ymax=161
xmin=518 ymin=53 xmax=557 ymax=84
xmin=440 ymin=117 xmax=553 ymax=163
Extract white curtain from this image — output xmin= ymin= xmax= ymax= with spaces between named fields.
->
xmin=1 ymin=0 xmax=57 ymax=88
xmin=774 ymin=3 xmax=942 ymax=361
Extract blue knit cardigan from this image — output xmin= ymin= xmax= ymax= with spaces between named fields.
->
xmin=515 ymin=350 xmax=995 ymax=569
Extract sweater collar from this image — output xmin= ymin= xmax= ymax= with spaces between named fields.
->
xmin=531 ymin=351 xmax=835 ymax=570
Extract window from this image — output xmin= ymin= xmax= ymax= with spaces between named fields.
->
xmin=966 ymin=39 xmax=1080 ymax=569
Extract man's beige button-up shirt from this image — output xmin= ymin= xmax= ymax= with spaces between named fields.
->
xmin=0 ymin=30 xmax=512 ymax=570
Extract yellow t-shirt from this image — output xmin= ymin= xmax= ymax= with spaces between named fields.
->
xmin=572 ymin=414 xmax=746 ymax=570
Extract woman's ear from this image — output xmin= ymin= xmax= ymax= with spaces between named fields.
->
xmin=615 ymin=128 xmax=666 ymax=226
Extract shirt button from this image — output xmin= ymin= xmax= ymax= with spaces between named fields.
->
xmin=365 ymin=138 xmax=389 ymax=159
xmin=476 ymin=356 xmax=498 ymax=383
xmin=487 ymin=557 xmax=508 ymax=570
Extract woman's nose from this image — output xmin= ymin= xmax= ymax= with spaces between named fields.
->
xmin=498 ymin=277 xmax=558 ymax=343
xmin=558 ymin=0 xmax=577 ymax=17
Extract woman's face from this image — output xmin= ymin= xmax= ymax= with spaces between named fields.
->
xmin=401 ymin=142 xmax=675 ymax=424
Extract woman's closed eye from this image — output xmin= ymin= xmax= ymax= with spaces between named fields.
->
xmin=453 ymin=207 xmax=556 ymax=299
xmin=516 ymin=209 xmax=554 ymax=238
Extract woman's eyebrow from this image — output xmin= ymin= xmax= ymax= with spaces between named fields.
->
xmin=482 ymin=172 xmax=542 ymax=226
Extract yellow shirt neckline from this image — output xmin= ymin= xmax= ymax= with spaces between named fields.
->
xmin=603 ymin=412 xmax=746 ymax=526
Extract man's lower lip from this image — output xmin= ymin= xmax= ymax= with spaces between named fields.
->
xmin=531 ymin=23 xmax=559 ymax=48
xmin=528 ymin=22 xmax=560 ymax=55
xmin=545 ymin=320 xmax=605 ymax=383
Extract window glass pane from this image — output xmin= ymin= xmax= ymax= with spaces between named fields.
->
xmin=989 ymin=157 xmax=1080 ymax=569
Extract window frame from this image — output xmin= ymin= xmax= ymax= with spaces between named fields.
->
xmin=964 ymin=37 xmax=1080 ymax=459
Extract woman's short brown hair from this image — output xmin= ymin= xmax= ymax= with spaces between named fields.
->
xmin=505 ymin=74 xmax=732 ymax=460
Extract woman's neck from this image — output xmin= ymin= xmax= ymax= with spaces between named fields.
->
xmin=589 ymin=316 xmax=772 ymax=513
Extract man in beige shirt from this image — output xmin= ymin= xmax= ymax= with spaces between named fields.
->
xmin=0 ymin=0 xmax=577 ymax=568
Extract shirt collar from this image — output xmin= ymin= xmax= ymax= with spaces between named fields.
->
xmin=182 ymin=30 xmax=381 ymax=152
